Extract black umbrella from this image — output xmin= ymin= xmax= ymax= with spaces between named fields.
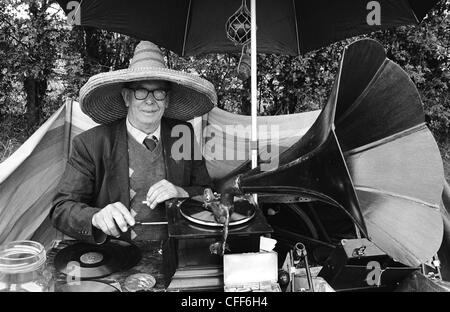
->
xmin=56 ymin=0 xmax=439 ymax=56
xmin=56 ymin=0 xmax=440 ymax=170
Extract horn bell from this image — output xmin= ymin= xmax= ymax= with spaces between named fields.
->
xmin=336 ymin=39 xmax=444 ymax=266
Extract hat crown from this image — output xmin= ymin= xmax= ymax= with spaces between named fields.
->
xmin=129 ymin=41 xmax=167 ymax=69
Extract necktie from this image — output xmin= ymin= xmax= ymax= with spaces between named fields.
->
xmin=143 ymin=136 xmax=158 ymax=151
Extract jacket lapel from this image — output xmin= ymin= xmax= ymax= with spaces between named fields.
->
xmin=107 ymin=119 xmax=131 ymax=208
xmin=161 ymin=118 xmax=185 ymax=186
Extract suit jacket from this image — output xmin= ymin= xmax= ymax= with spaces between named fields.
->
xmin=50 ymin=117 xmax=212 ymax=244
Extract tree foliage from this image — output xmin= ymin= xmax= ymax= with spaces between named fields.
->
xmin=0 ymin=0 xmax=449 ymax=145
xmin=0 ymin=0 xmax=65 ymax=128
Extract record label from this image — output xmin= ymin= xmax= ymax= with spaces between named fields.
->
xmin=80 ymin=252 xmax=103 ymax=265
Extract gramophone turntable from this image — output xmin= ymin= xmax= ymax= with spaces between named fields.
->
xmin=164 ymin=191 xmax=273 ymax=291
xmin=178 ymin=191 xmax=257 ymax=228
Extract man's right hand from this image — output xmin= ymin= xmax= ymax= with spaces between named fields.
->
xmin=92 ymin=202 xmax=135 ymax=238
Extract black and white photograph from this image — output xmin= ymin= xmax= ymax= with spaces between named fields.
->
xmin=0 ymin=0 xmax=449 ymax=302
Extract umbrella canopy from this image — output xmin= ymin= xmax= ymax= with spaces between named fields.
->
xmin=56 ymin=0 xmax=440 ymax=170
xmin=56 ymin=0 xmax=439 ymax=56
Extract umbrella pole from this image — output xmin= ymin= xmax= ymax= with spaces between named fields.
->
xmin=251 ymin=0 xmax=257 ymax=170
xmin=251 ymin=0 xmax=258 ymax=203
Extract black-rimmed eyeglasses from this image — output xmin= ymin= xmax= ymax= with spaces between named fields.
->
xmin=129 ymin=88 xmax=168 ymax=101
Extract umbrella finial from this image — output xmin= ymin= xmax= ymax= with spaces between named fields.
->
xmin=225 ymin=0 xmax=251 ymax=46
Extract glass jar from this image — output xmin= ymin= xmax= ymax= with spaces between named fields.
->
xmin=0 ymin=240 xmax=53 ymax=292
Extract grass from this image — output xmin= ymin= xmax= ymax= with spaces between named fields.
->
xmin=0 ymin=114 xmax=31 ymax=163
xmin=0 ymin=138 xmax=20 ymax=162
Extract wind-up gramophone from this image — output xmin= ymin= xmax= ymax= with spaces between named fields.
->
xmin=170 ymin=39 xmax=446 ymax=291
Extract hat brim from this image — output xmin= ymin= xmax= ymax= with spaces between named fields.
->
xmin=79 ymin=67 xmax=217 ymax=124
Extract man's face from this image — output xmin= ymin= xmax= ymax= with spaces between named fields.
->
xmin=122 ymin=80 xmax=170 ymax=131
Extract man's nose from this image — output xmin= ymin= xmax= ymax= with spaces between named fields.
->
xmin=144 ymin=96 xmax=157 ymax=105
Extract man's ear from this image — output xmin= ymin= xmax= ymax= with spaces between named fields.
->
xmin=121 ymin=89 xmax=129 ymax=107
xmin=164 ymin=93 xmax=170 ymax=108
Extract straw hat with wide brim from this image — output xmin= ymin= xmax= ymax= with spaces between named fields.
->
xmin=79 ymin=41 xmax=217 ymax=124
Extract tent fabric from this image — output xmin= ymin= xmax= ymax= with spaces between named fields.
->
xmin=0 ymin=100 xmax=317 ymax=247
xmin=0 ymin=100 xmax=98 ymax=248
xmin=203 ymin=107 xmax=320 ymax=180
xmin=0 ymin=104 xmax=66 ymax=248
xmin=2 ymin=99 xmax=446 ymax=261
xmin=0 ymin=99 xmax=448 ymax=266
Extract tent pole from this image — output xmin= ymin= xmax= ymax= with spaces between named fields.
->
xmin=251 ymin=0 xmax=257 ymax=170
xmin=63 ymin=98 xmax=74 ymax=162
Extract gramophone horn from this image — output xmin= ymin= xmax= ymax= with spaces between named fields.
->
xmin=218 ymin=39 xmax=445 ymax=267
xmin=336 ymin=39 xmax=444 ymax=267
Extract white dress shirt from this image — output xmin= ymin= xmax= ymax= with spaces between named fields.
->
xmin=126 ymin=117 xmax=161 ymax=146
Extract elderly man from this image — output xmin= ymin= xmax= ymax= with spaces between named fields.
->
xmin=50 ymin=41 xmax=216 ymax=244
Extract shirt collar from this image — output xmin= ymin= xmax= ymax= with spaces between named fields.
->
xmin=126 ymin=117 xmax=161 ymax=145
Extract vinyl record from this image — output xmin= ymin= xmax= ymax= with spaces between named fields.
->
xmin=54 ymin=239 xmax=141 ymax=279
xmin=110 ymin=239 xmax=142 ymax=271
xmin=60 ymin=281 xmax=120 ymax=292
xmin=179 ymin=198 xmax=256 ymax=227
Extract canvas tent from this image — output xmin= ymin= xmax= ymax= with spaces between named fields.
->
xmin=0 ymin=96 xmax=449 ymax=273
xmin=0 ymin=99 xmax=320 ymax=249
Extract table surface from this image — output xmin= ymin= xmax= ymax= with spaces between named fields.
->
xmin=46 ymin=240 xmax=167 ymax=292
xmin=46 ymin=205 xmax=273 ymax=292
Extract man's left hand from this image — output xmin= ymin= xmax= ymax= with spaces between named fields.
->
xmin=146 ymin=179 xmax=189 ymax=209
